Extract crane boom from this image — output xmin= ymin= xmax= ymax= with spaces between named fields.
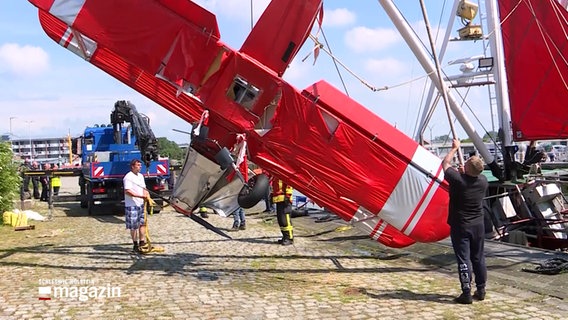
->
xmin=110 ymin=100 xmax=159 ymax=166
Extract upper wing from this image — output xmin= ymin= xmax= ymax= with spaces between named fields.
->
xmin=31 ymin=0 xmax=229 ymax=123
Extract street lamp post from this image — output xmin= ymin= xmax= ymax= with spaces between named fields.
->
xmin=8 ymin=117 xmax=16 ymax=156
xmin=427 ymin=124 xmax=435 ymax=144
xmin=427 ymin=124 xmax=437 ymax=156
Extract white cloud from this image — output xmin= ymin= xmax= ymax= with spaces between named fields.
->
xmin=323 ymin=8 xmax=356 ymax=27
xmin=283 ymin=58 xmax=315 ymax=85
xmin=194 ymin=0 xmax=270 ymax=22
xmin=345 ymin=27 xmax=401 ymax=53
xmin=365 ymin=58 xmax=407 ymax=77
xmin=0 ymin=43 xmax=49 ymax=77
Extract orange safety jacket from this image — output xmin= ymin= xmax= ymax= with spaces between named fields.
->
xmin=272 ymin=179 xmax=293 ymax=203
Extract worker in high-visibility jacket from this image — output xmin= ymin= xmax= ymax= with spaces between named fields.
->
xmin=50 ymin=164 xmax=61 ymax=196
xmin=272 ymin=179 xmax=294 ymax=245
xmin=50 ymin=174 xmax=61 ymax=196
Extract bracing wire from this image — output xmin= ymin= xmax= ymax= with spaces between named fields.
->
xmin=250 ymin=0 xmax=254 ymax=30
xmin=319 ymin=26 xmax=350 ymax=96
xmin=308 ymin=33 xmax=436 ymax=93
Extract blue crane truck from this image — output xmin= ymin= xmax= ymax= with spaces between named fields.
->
xmin=78 ymin=101 xmax=170 ymax=215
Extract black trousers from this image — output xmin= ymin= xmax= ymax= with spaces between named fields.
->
xmin=450 ymin=222 xmax=487 ymax=294
xmin=32 ymin=177 xmax=40 ymax=199
xmin=276 ymin=201 xmax=293 ymax=240
xmin=40 ymin=177 xmax=50 ymax=201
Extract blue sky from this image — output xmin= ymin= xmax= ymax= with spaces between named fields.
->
xmin=0 ymin=0 xmax=490 ymax=144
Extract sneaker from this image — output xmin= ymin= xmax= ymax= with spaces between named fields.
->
xmin=454 ymin=293 xmax=473 ymax=304
xmin=473 ymin=289 xmax=486 ymax=301
xmin=239 ymin=223 xmax=246 ymax=230
xmin=200 ymin=212 xmax=209 ymax=218
xmin=232 ymin=223 xmax=239 ymax=230
xmin=132 ymin=243 xmax=139 ymax=253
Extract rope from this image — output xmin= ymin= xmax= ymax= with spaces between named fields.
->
xmin=138 ymin=197 xmax=164 ymax=254
xmin=306 ymin=34 xmax=433 ymax=92
xmin=522 ymin=257 xmax=568 ymax=275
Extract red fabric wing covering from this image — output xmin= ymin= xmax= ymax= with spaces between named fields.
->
xmin=247 ymin=82 xmax=450 ymax=245
xmin=28 ymin=0 xmax=54 ymax=10
xmin=251 ymin=153 xmax=416 ymax=248
xmin=240 ymin=0 xmax=323 ymax=76
xmin=156 ymin=0 xmax=220 ymax=39
xmin=38 ymin=11 xmax=204 ymax=123
xmin=76 ymin=0 xmax=223 ymax=87
xmin=499 ymin=0 xmax=568 ymax=140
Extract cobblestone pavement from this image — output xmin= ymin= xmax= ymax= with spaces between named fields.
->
xmin=1 ymin=201 xmax=567 ymax=320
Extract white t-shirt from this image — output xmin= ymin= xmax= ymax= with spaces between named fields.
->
xmin=123 ymin=171 xmax=146 ymax=207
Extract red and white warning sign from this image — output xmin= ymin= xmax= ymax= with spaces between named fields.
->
xmin=93 ymin=166 xmax=104 ymax=178
xmin=156 ymin=163 xmax=167 ymax=175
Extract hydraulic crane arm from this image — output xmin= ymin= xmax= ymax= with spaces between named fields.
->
xmin=110 ymin=100 xmax=159 ymax=166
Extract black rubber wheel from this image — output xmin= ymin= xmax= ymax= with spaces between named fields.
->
xmin=79 ymin=177 xmax=88 ymax=208
xmin=238 ymin=174 xmax=269 ymax=209
xmin=87 ymin=184 xmax=95 ymax=215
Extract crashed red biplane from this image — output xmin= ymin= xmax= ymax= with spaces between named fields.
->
xmin=29 ymin=0 xmax=450 ymax=248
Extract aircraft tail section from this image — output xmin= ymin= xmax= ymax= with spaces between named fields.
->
xmin=240 ymin=0 xmax=323 ymax=77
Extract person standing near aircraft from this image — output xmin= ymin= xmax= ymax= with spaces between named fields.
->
xmin=443 ymin=139 xmax=489 ymax=304
xmin=39 ymin=163 xmax=51 ymax=202
xmin=18 ymin=159 xmax=32 ymax=198
xmin=123 ymin=159 xmax=149 ymax=253
xmin=231 ymin=207 xmax=246 ymax=231
xmin=262 ymin=169 xmax=274 ymax=213
xmin=50 ymin=164 xmax=61 ymax=196
xmin=272 ymin=178 xmax=294 ymax=245
xmin=31 ymin=161 xmax=40 ymax=199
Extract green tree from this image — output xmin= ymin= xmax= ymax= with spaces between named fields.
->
xmin=157 ymin=137 xmax=184 ymax=160
xmin=483 ymin=131 xmax=498 ymax=142
xmin=0 ymin=142 xmax=21 ymax=213
xmin=434 ymin=134 xmax=450 ymax=143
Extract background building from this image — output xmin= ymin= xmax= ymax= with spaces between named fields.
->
xmin=10 ymin=136 xmax=72 ymax=164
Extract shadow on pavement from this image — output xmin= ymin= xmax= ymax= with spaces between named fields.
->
xmin=359 ymin=288 xmax=456 ymax=304
xmin=51 ymin=202 xmax=125 ymax=224
xmin=0 ymin=241 xmax=434 ymax=278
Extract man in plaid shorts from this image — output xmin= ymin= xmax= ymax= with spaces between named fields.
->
xmin=123 ymin=159 xmax=149 ymax=253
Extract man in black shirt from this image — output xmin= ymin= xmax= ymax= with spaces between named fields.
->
xmin=443 ymin=139 xmax=489 ymax=304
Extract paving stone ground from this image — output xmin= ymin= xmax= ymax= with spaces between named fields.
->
xmin=0 ymin=199 xmax=567 ymax=320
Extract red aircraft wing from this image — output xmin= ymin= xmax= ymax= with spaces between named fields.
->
xmin=31 ymin=0 xmax=231 ymax=123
